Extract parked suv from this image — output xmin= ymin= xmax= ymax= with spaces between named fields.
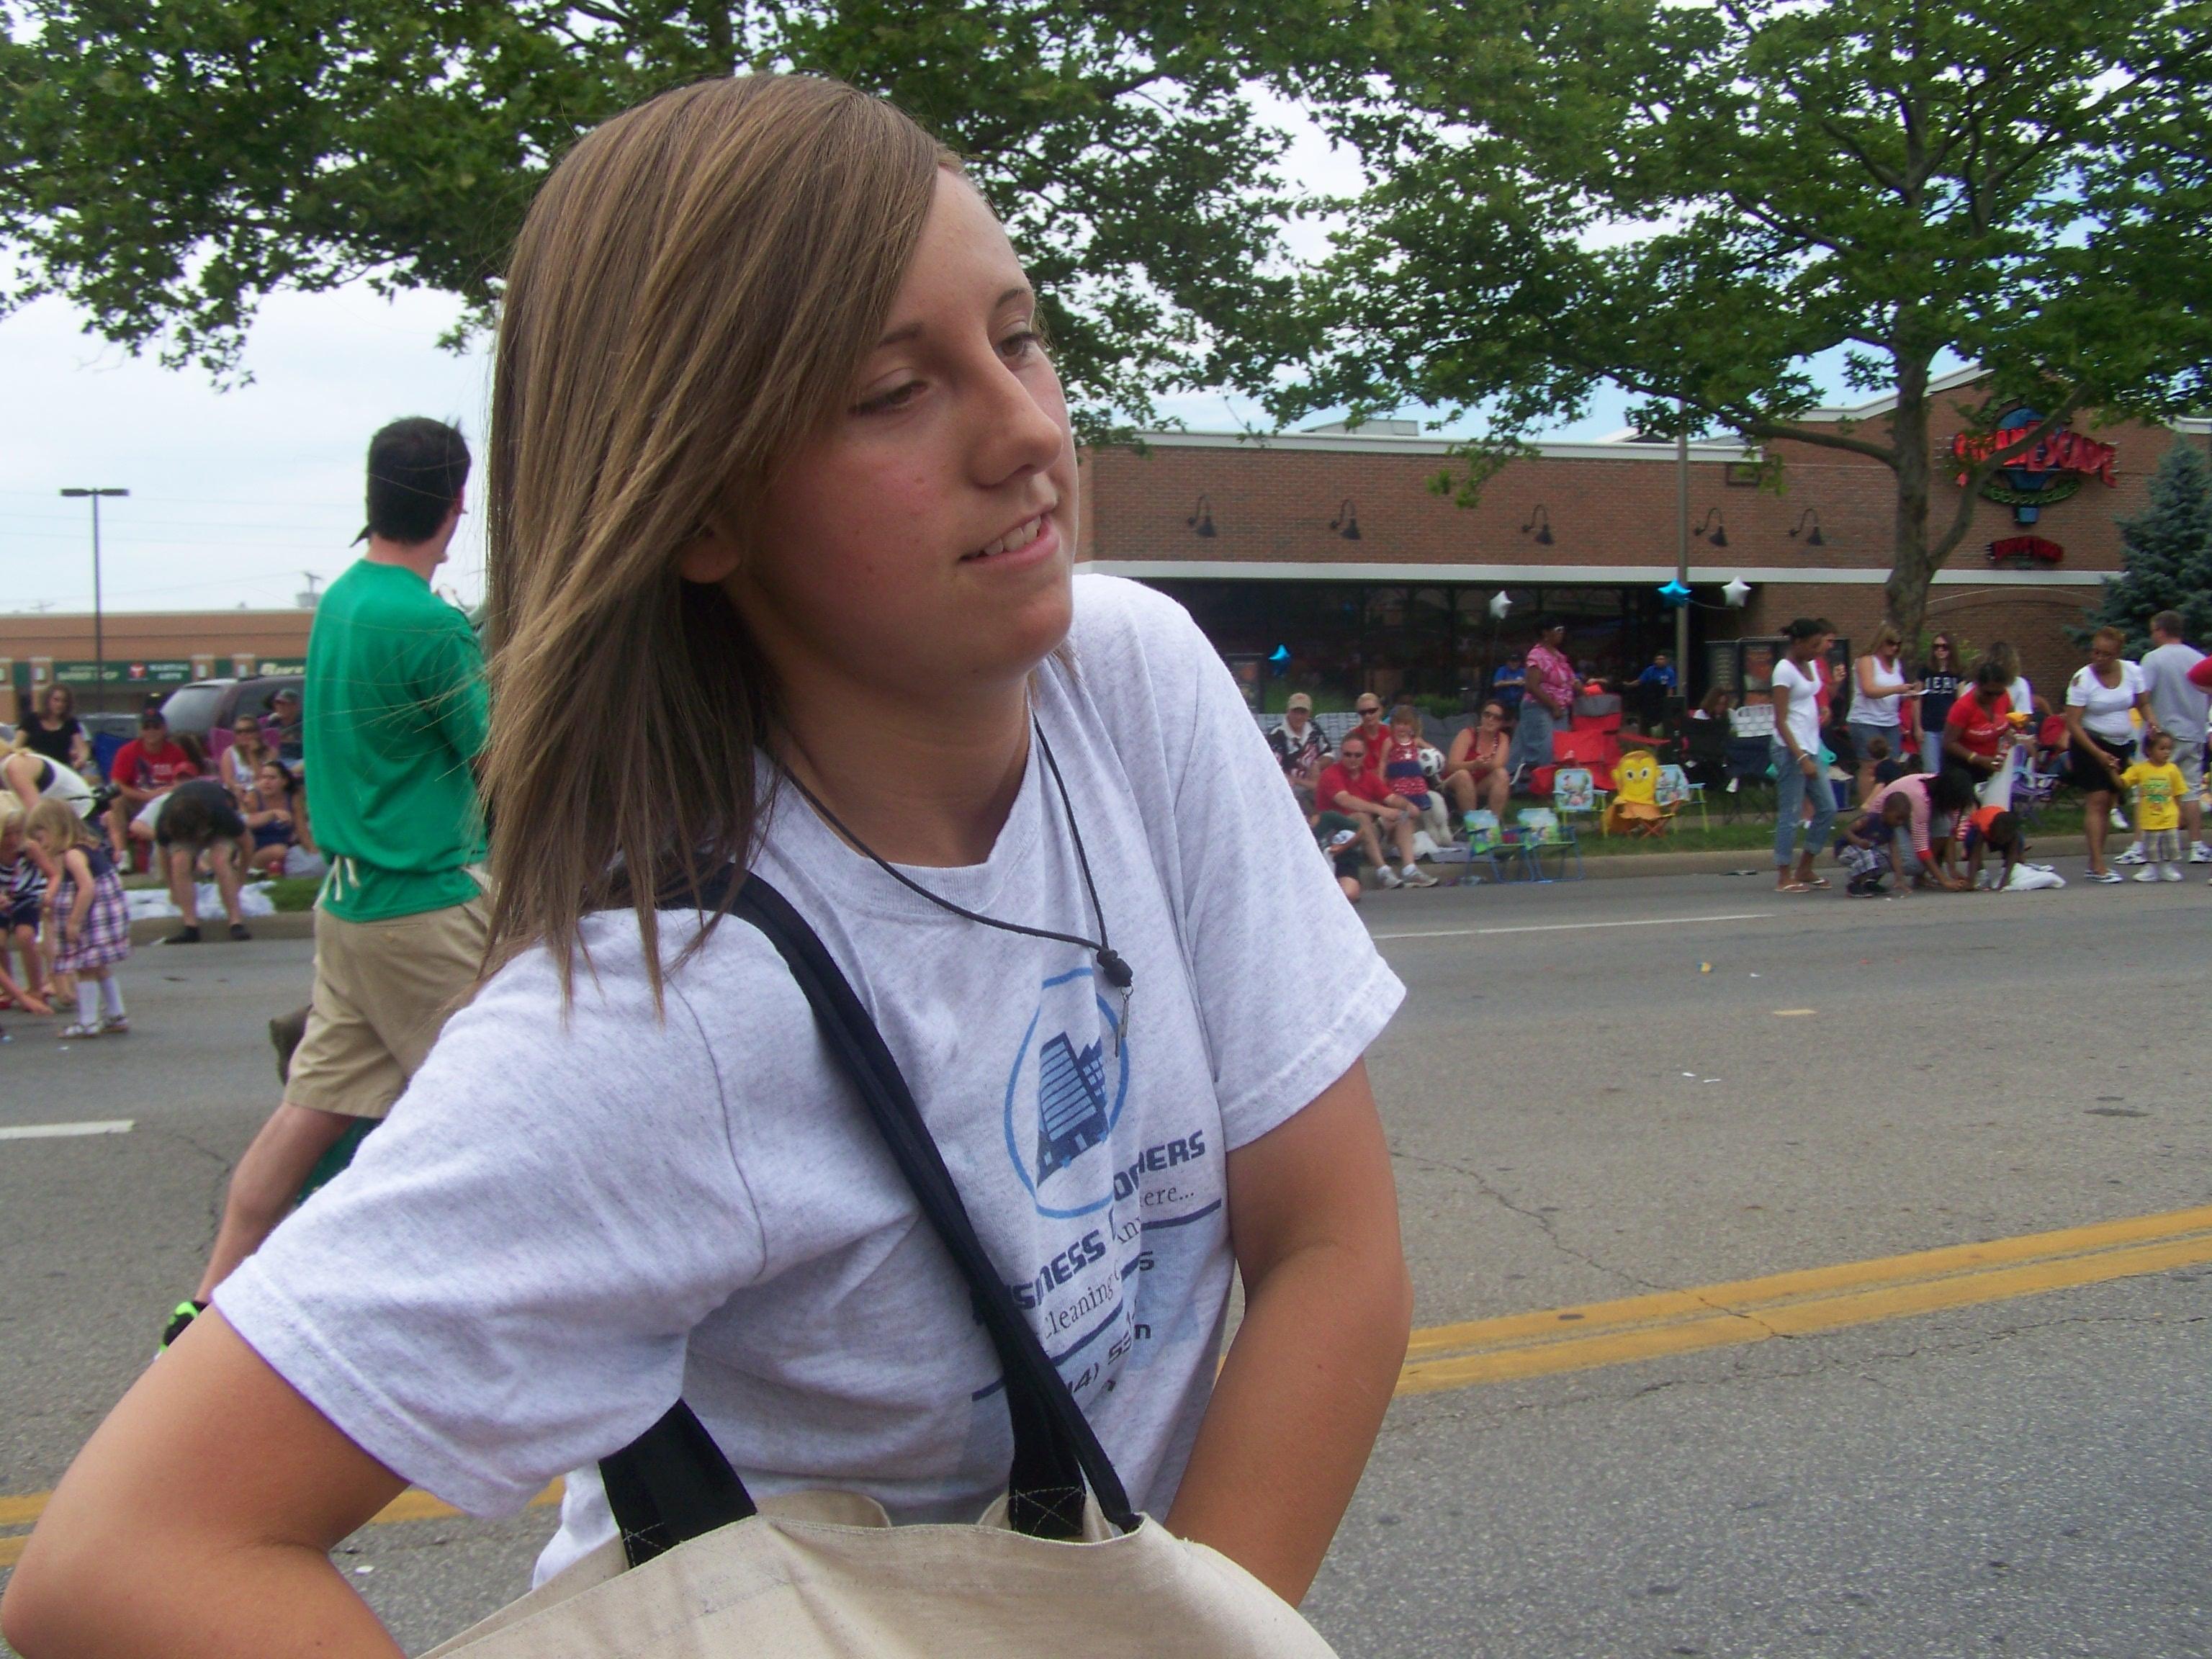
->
xmin=158 ymin=675 xmax=305 ymax=746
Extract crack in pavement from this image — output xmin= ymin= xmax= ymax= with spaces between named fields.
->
xmin=1392 ymin=1144 xmax=1671 ymax=1296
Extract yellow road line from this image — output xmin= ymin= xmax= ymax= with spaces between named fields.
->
xmin=1400 ymin=1203 xmax=2212 ymax=1395
xmin=5 ymin=1207 xmax=2209 ymax=1562
xmin=0 ymin=1480 xmax=562 ymax=1568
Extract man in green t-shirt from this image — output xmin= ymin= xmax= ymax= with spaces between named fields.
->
xmin=172 ymin=418 xmax=488 ymax=1336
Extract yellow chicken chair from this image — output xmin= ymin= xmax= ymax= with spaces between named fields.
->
xmin=1601 ymin=748 xmax=1675 ymax=837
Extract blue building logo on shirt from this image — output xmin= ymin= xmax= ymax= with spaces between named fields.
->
xmin=1004 ymin=965 xmax=1130 ymax=1218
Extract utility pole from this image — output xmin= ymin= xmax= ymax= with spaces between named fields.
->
xmin=1674 ymin=425 xmax=1690 ymax=705
xmin=60 ymin=487 xmax=129 ymax=714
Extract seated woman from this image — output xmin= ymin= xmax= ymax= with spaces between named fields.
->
xmin=222 ymin=716 xmax=274 ymax=802
xmin=1442 ymin=702 xmax=1513 ymax=821
xmin=241 ymin=760 xmax=309 ymax=878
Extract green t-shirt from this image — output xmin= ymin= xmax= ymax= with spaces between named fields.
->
xmin=305 ymin=559 xmax=490 ymax=922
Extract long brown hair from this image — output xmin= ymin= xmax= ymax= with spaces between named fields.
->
xmin=482 ymin=75 xmax=951 ymax=997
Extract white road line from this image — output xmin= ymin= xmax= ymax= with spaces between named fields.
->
xmin=1370 ymin=912 xmax=1777 ymax=941
xmin=0 ymin=1120 xmax=135 ymax=1141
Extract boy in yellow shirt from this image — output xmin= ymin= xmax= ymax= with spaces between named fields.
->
xmin=2122 ymin=730 xmax=2189 ymax=883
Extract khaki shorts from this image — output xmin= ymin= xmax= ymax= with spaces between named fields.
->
xmin=286 ymin=897 xmax=490 ymax=1120
xmin=2176 ymin=742 xmax=2206 ymax=799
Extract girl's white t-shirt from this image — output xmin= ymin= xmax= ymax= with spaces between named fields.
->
xmin=2067 ymin=660 xmax=2144 ymax=743
xmin=1771 ymin=657 xmax=1824 ymax=754
xmin=215 ymin=575 xmax=1403 ymax=1584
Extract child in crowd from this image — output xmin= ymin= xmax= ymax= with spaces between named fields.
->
xmin=1837 ymin=791 xmax=1914 ymax=896
xmin=1858 ymin=733 xmax=1907 ymax=802
xmin=2121 ymin=731 xmax=2189 ymax=883
xmin=27 ymin=797 xmax=132 ymax=1038
xmin=1383 ymin=706 xmax=1451 ymax=845
xmin=1960 ymin=806 xmax=2024 ymax=891
xmin=0 ymin=797 xmax=55 ymax=1015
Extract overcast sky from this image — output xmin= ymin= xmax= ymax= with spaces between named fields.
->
xmin=1 ymin=101 xmax=1635 ymax=620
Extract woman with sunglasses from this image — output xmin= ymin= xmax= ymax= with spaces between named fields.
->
xmin=1442 ymin=702 xmax=1513 ymax=821
xmin=1918 ymin=636 xmax=1960 ymax=773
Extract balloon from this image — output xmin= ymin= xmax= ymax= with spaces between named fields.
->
xmin=1722 ymin=577 xmax=1753 ymax=608
xmin=1488 ymin=590 xmax=1513 ymax=621
xmin=1657 ymin=579 xmax=1692 ymax=608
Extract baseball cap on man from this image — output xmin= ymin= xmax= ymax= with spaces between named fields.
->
xmin=1287 ymin=692 xmax=1313 ymax=713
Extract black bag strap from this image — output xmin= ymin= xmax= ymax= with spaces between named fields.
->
xmin=599 ymin=868 xmax=1137 ymax=1568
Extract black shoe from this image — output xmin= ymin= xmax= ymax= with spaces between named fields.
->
xmin=228 ymin=922 xmax=253 ymax=941
xmin=166 ymin=925 xmax=202 ymax=945
xmin=159 ymin=1298 xmax=208 ymax=1352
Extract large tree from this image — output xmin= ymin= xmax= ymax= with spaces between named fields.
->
xmin=0 ymin=0 xmax=1372 ymax=427
xmin=1283 ymin=0 xmax=2212 ymax=644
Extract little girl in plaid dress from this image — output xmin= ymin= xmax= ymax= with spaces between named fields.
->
xmin=27 ymin=797 xmax=132 ymax=1038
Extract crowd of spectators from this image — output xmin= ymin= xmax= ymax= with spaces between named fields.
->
xmin=1 ymin=683 xmax=322 ymax=1023
xmin=1266 ymin=608 xmax=2212 ymax=901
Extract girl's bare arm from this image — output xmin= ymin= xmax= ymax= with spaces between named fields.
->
xmin=1165 ymin=1058 xmax=1411 ymax=1604
xmin=1 ymin=1311 xmax=407 ymax=1658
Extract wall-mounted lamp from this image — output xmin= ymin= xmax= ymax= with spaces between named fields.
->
xmin=1186 ymin=494 xmax=1215 ymax=538
xmin=1789 ymin=508 xmax=1825 ymax=547
xmin=1694 ymin=507 xmax=1729 ymax=549
xmin=1329 ymin=499 xmax=1362 ymax=541
xmin=1520 ymin=504 xmax=1555 ymax=546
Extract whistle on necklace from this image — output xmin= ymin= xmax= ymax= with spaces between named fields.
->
xmin=1096 ymin=948 xmax=1134 ymax=1055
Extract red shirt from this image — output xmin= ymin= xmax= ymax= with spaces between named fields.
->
xmin=1318 ymin=763 xmax=1390 ymax=810
xmin=112 ymin=738 xmax=199 ymax=793
xmin=1944 ymin=690 xmax=2012 ymax=760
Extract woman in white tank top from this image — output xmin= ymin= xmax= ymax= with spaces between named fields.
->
xmin=1848 ymin=624 xmax=1920 ymax=801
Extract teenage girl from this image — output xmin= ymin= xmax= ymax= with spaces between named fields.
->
xmin=24 ymin=797 xmax=130 ymax=1038
xmin=5 ymin=75 xmax=1412 ymax=1655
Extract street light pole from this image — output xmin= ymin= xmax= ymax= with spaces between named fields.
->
xmin=60 ymin=487 xmax=128 ymax=714
xmin=1674 ymin=425 xmax=1690 ymax=705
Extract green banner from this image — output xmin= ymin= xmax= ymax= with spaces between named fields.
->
xmin=50 ymin=659 xmax=197 ymax=687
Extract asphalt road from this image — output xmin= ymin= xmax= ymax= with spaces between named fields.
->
xmin=3 ymin=869 xmax=2207 ymax=1656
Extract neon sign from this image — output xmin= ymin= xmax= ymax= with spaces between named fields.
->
xmin=1950 ymin=409 xmax=2118 ymax=524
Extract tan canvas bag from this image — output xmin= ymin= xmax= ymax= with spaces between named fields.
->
xmin=428 ymin=873 xmax=1339 ymax=1658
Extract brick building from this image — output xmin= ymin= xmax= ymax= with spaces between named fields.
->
xmin=1079 ymin=369 xmax=2208 ymax=712
xmin=3 ymin=609 xmax=315 ymax=719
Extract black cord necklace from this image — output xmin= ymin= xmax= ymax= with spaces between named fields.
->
xmin=779 ymin=720 xmax=1136 ymax=1050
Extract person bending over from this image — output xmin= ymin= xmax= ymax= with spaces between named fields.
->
xmin=1837 ymin=790 xmax=1915 ymax=896
xmin=156 ymin=779 xmax=253 ymax=943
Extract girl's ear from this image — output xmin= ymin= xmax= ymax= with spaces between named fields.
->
xmin=676 ymin=519 xmax=744 ymax=586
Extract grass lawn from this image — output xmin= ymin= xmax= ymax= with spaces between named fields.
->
xmin=1559 ymin=799 xmax=2089 ymax=858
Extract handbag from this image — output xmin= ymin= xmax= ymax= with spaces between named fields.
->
xmin=426 ymin=871 xmax=1339 ymax=1658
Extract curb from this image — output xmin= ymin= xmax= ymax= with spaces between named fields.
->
xmin=127 ymin=910 xmax=317 ymax=946
xmin=1399 ymin=832 xmax=2095 ymax=886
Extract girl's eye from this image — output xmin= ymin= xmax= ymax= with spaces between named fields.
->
xmin=855 ymin=379 xmax=923 ymax=416
xmin=999 ymin=328 xmax=1043 ymax=361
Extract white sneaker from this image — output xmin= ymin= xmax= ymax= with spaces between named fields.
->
xmin=2191 ymin=842 xmax=2212 ymax=863
xmin=2110 ymin=808 xmax=2131 ymax=830
xmin=2113 ymin=843 xmax=2146 ymax=866
xmin=2132 ymin=868 xmax=2160 ymax=882
xmin=1376 ymin=865 xmax=1403 ymax=889
xmin=2162 ymin=866 xmax=2185 ymax=882
xmin=1401 ymin=864 xmax=1438 ymax=888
